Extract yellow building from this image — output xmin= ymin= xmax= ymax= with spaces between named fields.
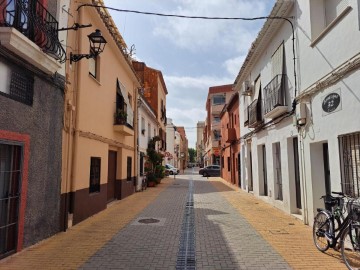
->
xmin=61 ymin=0 xmax=141 ymax=229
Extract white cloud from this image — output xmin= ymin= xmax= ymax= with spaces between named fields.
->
xmin=223 ymin=56 xmax=245 ymax=78
xmin=153 ymin=0 xmax=270 ymax=52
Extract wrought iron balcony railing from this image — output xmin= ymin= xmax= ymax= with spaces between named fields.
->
xmin=0 ymin=0 xmax=66 ymax=62
xmin=248 ymin=99 xmax=263 ymax=128
xmin=263 ymin=74 xmax=287 ymax=115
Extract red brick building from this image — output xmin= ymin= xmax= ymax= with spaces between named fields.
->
xmin=220 ymin=92 xmax=241 ymax=187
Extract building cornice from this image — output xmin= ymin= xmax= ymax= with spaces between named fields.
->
xmin=234 ymin=0 xmax=294 ymax=88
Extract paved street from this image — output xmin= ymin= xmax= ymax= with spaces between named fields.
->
xmin=0 ymin=169 xmax=347 ymax=270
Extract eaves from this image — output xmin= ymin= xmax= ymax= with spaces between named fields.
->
xmin=234 ymin=0 xmax=294 ymax=88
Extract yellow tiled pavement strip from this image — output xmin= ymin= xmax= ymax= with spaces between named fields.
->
xmin=211 ymin=178 xmax=347 ymax=270
xmin=0 ymin=178 xmax=173 ymax=270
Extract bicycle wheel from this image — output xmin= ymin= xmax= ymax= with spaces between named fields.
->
xmin=341 ymin=224 xmax=360 ymax=270
xmin=313 ymin=211 xmax=331 ymax=252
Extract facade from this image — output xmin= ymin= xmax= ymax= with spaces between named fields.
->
xmin=220 ymin=92 xmax=240 ymax=187
xmin=174 ymin=130 xmax=181 ymax=169
xmin=176 ymin=127 xmax=188 ymax=171
xmin=166 ymin=118 xmax=176 ymax=166
xmin=196 ymin=121 xmax=205 ymax=166
xmin=0 ymin=0 xmax=68 ymax=259
xmin=137 ymin=92 xmax=158 ymax=191
xmin=203 ymin=84 xmax=234 ymax=167
xmin=132 ymin=61 xmax=168 ymax=155
xmin=235 ymin=0 xmax=360 ymax=225
xmin=62 ymin=0 xmax=140 ymax=229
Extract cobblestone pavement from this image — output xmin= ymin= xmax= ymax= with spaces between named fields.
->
xmin=0 ymin=169 xmax=347 ymax=269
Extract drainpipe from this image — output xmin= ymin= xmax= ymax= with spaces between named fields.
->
xmin=299 ymin=128 xmax=309 ymax=225
xmin=134 ymin=85 xmax=138 ymax=192
xmin=68 ymin=4 xmax=84 ymax=227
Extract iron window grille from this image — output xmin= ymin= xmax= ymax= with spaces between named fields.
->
xmin=0 ymin=0 xmax=66 ymax=62
xmin=339 ymin=132 xmax=360 ymax=197
xmin=127 ymin=156 xmax=132 ymax=181
xmin=0 ymin=59 xmax=34 ymax=106
xmin=89 ymin=157 xmax=101 ymax=193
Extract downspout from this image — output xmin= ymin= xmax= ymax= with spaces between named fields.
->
xmin=68 ymin=4 xmax=84 ymax=226
xmin=134 ymin=85 xmax=138 ymax=192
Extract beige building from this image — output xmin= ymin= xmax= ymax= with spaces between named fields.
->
xmin=61 ymin=0 xmax=141 ymax=229
xmin=196 ymin=121 xmax=205 ymax=166
xmin=203 ymin=85 xmax=234 ymax=166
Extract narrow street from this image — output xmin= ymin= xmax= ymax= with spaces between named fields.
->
xmin=0 ymin=168 xmax=346 ymax=270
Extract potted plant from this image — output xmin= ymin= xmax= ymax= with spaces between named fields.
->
xmin=146 ymin=172 xmax=157 ymax=187
xmin=114 ymin=109 xmax=127 ymax=124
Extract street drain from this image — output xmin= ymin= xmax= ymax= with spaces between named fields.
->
xmin=138 ymin=218 xmax=160 ymax=224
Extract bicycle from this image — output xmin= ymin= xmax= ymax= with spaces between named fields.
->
xmin=340 ymin=199 xmax=360 ymax=269
xmin=312 ymin=192 xmax=348 ymax=252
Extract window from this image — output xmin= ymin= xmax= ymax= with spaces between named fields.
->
xmin=0 ymin=143 xmax=22 ymax=258
xmin=310 ymin=0 xmax=350 ymax=42
xmin=127 ymin=157 xmax=132 ymax=181
xmin=213 ymin=95 xmax=225 ymax=105
xmin=89 ymin=56 xmax=99 ymax=79
xmin=141 ymin=117 xmax=145 ymax=135
xmin=213 ymin=116 xmax=220 ymax=123
xmin=221 ymin=156 xmax=224 ymax=168
xmin=213 ymin=130 xmax=221 ymax=141
xmin=339 ymin=132 xmax=360 ymax=197
xmin=227 ymin=157 xmax=231 ymax=172
xmin=0 ymin=59 xmax=33 ymax=106
xmin=89 ymin=157 xmax=101 ymax=193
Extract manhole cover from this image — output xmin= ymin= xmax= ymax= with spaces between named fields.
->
xmin=138 ymin=218 xmax=160 ymax=224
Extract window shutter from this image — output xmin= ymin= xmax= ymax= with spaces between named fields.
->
xmin=89 ymin=57 xmax=96 ymax=77
xmin=271 ymin=42 xmax=284 ymax=78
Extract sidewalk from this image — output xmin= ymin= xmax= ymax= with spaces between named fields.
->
xmin=0 ymin=175 xmax=347 ymax=269
xmin=0 ymin=179 xmax=173 ymax=270
xmin=212 ymin=177 xmax=346 ymax=270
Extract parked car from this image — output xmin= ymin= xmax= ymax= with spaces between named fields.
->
xmin=199 ymin=165 xmax=220 ymax=177
xmin=165 ymin=164 xmax=179 ymax=175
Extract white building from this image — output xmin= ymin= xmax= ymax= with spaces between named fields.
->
xmin=166 ymin=118 xmax=176 ymax=166
xmin=235 ymin=0 xmax=360 ymax=225
xmin=137 ymin=93 xmax=158 ymax=191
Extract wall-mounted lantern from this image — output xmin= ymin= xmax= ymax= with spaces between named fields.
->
xmin=70 ymin=29 xmax=107 ymax=63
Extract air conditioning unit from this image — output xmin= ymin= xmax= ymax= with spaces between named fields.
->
xmin=242 ymin=80 xmax=253 ymax=96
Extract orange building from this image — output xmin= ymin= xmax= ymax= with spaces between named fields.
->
xmin=61 ymin=0 xmax=141 ymax=230
xmin=203 ymin=84 xmax=234 ymax=166
xmin=220 ymin=92 xmax=240 ymax=187
xmin=132 ymin=61 xmax=168 ymax=152
xmin=176 ymin=127 xmax=188 ymax=170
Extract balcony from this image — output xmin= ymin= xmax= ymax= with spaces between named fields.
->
xmin=113 ymin=112 xmax=134 ymax=136
xmin=224 ymin=128 xmax=237 ymax=143
xmin=113 ymin=123 xmax=134 ymax=136
xmin=248 ymin=99 xmax=263 ymax=128
xmin=0 ymin=0 xmax=65 ymax=73
xmin=263 ymin=74 xmax=288 ymax=119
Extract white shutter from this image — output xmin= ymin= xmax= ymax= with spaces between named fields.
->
xmin=89 ymin=57 xmax=96 ymax=77
xmin=271 ymin=42 xmax=284 ymax=78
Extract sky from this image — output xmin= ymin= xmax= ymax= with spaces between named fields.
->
xmin=103 ymin=0 xmax=275 ymax=148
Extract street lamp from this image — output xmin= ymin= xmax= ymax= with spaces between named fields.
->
xmin=70 ymin=29 xmax=107 ymax=64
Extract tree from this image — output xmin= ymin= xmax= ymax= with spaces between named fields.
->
xmin=188 ymin=148 xmax=197 ymax=163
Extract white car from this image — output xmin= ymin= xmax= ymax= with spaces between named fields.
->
xmin=165 ymin=164 xmax=179 ymax=175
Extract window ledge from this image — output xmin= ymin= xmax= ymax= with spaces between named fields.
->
xmin=310 ymin=6 xmax=352 ymax=47
xmin=0 ymin=27 xmax=61 ymax=74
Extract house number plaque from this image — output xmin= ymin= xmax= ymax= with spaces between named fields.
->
xmin=322 ymin=92 xmax=341 ymax=113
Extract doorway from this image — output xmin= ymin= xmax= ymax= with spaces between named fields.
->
xmin=293 ymin=137 xmax=302 ymax=209
xmin=107 ymin=151 xmax=117 ymax=202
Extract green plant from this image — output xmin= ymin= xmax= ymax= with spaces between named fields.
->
xmin=114 ymin=109 xmax=127 ymax=122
